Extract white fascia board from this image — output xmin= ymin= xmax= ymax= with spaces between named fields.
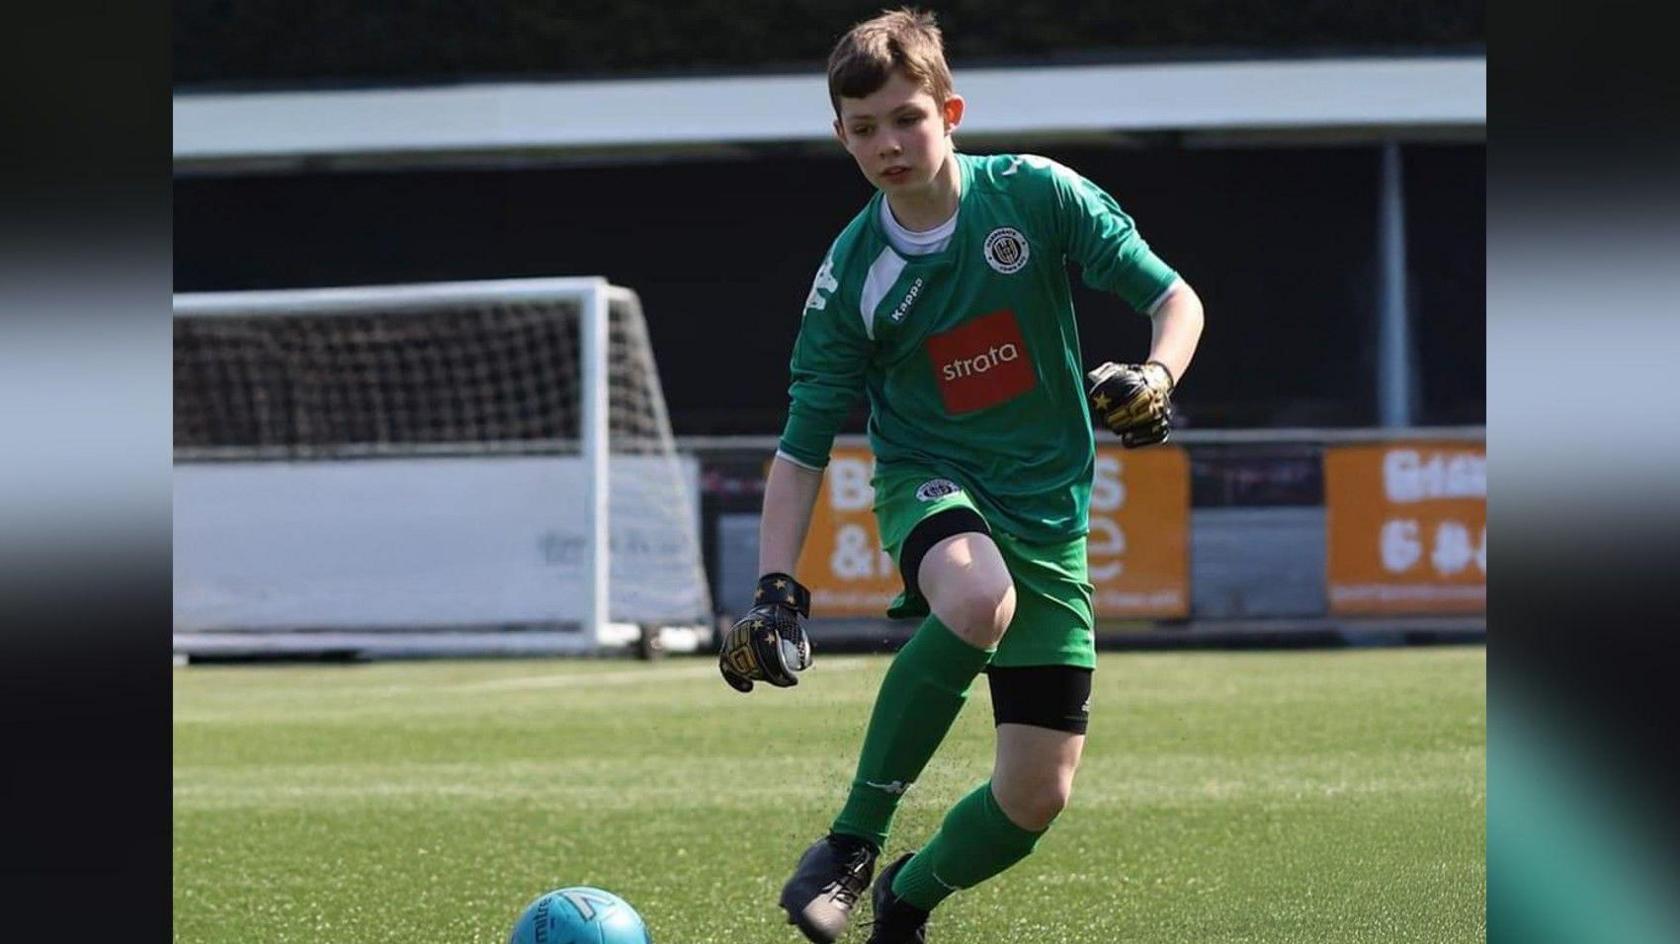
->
xmin=174 ymin=56 xmax=1484 ymax=162
xmin=958 ymin=56 xmax=1485 ymax=133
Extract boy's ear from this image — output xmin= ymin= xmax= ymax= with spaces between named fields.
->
xmin=942 ymin=94 xmax=965 ymax=133
xmin=832 ymin=117 xmax=848 ymax=147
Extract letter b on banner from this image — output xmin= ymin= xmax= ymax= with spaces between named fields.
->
xmin=828 ymin=455 xmax=874 ymax=511
xmin=791 ymin=448 xmax=899 ymax=616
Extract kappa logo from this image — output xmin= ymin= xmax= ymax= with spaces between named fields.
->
xmin=983 ymin=227 xmax=1030 ymax=274
xmin=890 ymin=276 xmax=925 ymax=323
xmin=865 ymin=779 xmax=913 ymax=795
xmin=915 ymin=479 xmax=962 ymax=502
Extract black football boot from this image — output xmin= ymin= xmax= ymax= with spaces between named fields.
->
xmin=864 ymin=853 xmax=930 ymax=944
xmin=778 ymin=833 xmax=879 ymax=943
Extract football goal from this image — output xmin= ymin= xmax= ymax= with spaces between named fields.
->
xmin=173 ymin=277 xmax=712 ymax=658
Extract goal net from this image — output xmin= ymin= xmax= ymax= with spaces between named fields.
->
xmin=173 ymin=278 xmax=712 ymax=655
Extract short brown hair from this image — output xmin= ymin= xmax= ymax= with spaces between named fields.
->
xmin=827 ymin=8 xmax=954 ymax=117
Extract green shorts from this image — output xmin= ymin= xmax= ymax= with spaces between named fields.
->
xmin=873 ymin=467 xmax=1096 ymax=670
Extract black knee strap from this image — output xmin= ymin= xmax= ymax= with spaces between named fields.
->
xmin=898 ymin=507 xmax=992 ymax=600
xmin=987 ymin=665 xmax=1094 ymax=734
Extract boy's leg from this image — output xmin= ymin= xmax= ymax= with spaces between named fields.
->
xmin=780 ymin=504 xmax=1013 ymax=944
xmin=872 ymin=535 xmax=1096 ymax=935
xmin=831 ymin=530 xmax=1015 ymax=847
xmin=887 ymin=722 xmax=1086 ymax=913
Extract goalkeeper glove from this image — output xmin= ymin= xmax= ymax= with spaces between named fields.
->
xmin=1087 ymin=360 xmax=1175 ymax=448
xmin=718 ymin=573 xmax=813 ymax=692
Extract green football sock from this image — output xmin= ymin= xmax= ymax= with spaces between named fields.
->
xmin=830 ymin=615 xmax=994 ymax=849
xmin=890 ymin=780 xmax=1046 ymax=911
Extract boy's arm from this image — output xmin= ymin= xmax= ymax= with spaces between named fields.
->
xmin=1088 ymin=283 xmax=1204 ymax=447
xmin=1038 ymin=156 xmax=1181 ymax=316
xmin=758 ymin=454 xmax=825 ymax=576
xmin=1144 ymin=280 xmax=1205 ymax=385
xmin=778 ymin=249 xmax=870 ymax=471
xmin=719 ymin=455 xmax=824 ymax=694
xmin=1037 ymin=156 xmax=1205 ymax=443
xmin=718 ymin=248 xmax=867 ymax=693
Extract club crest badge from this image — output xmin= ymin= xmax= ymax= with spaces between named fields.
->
xmin=983 ymin=227 xmax=1030 ymax=274
xmin=916 ymin=478 xmax=963 ymax=501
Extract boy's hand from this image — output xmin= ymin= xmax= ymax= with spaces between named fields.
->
xmin=719 ymin=573 xmax=814 ymax=692
xmin=1087 ymin=361 xmax=1175 ymax=448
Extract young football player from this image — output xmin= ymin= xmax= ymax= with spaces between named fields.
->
xmin=717 ymin=8 xmax=1205 ymax=943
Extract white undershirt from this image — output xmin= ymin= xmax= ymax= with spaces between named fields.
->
xmin=880 ymin=198 xmax=958 ymax=256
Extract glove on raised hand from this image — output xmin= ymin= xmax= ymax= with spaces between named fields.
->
xmin=1087 ymin=360 xmax=1175 ymax=448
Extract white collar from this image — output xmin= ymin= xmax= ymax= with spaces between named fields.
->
xmin=880 ymin=198 xmax=958 ymax=256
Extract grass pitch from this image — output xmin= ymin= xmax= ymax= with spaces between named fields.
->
xmin=174 ymin=646 xmax=1485 ymax=943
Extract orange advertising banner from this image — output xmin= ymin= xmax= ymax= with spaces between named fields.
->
xmin=791 ymin=448 xmax=901 ymax=618
xmin=1088 ymin=446 xmax=1191 ymax=618
xmin=1325 ymin=442 xmax=1486 ymax=615
xmin=792 ymin=446 xmax=1189 ymax=619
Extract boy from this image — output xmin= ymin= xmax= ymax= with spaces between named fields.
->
xmin=718 ymin=8 xmax=1205 ymax=943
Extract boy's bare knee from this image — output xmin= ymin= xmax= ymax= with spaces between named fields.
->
xmin=993 ymin=775 xmax=1073 ymax=832
xmin=940 ymin=584 xmax=1015 ymax=648
xmin=993 ymin=727 xmax=1084 ymax=831
xmin=920 ymin=533 xmax=1015 ymax=648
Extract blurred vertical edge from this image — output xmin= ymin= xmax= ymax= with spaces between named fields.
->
xmin=0 ymin=0 xmax=173 ymax=926
xmin=1489 ymin=1 xmax=1680 ymax=941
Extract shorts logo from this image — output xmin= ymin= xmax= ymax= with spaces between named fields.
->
xmin=983 ymin=227 xmax=1030 ymax=274
xmin=915 ymin=479 xmax=962 ymax=502
xmin=925 ymin=308 xmax=1037 ymax=414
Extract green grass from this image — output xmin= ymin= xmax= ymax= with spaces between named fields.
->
xmin=174 ymin=646 xmax=1485 ymax=943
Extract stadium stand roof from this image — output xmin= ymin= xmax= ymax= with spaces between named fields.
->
xmin=174 ymin=55 xmax=1483 ymax=173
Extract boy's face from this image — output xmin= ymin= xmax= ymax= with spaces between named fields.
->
xmin=834 ymin=71 xmax=964 ymax=193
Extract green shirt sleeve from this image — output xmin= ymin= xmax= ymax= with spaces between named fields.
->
xmin=777 ymin=251 xmax=870 ymax=470
xmin=1040 ymin=157 xmax=1180 ymax=313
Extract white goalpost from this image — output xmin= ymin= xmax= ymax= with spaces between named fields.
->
xmin=172 ymin=277 xmax=712 ymax=658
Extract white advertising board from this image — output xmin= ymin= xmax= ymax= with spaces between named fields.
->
xmin=173 ymin=455 xmax=706 ymax=630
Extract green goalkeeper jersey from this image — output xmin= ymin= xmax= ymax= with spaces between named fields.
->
xmin=778 ymin=152 xmax=1180 ymax=543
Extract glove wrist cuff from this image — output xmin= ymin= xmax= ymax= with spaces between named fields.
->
xmin=1143 ymin=360 xmax=1176 ymax=390
xmin=754 ymin=572 xmax=811 ymax=618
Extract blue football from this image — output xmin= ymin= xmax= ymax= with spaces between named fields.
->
xmin=507 ymin=886 xmax=651 ymax=944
